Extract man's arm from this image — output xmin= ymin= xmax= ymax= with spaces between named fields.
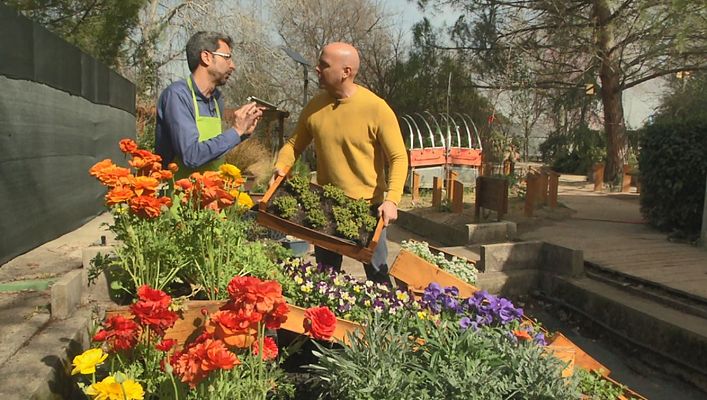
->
xmin=160 ymin=88 xmax=240 ymax=169
xmin=377 ymin=103 xmax=409 ymax=205
xmin=274 ymin=109 xmax=314 ymax=172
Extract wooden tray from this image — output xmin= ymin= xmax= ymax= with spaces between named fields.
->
xmin=257 ymin=173 xmax=385 ymax=264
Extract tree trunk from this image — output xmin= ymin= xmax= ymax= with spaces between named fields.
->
xmin=595 ymin=0 xmax=628 ymax=184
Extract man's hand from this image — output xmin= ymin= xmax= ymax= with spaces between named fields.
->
xmin=268 ymin=168 xmax=287 ymax=188
xmin=232 ymin=102 xmax=264 ymax=137
xmin=377 ymin=200 xmax=398 ymax=227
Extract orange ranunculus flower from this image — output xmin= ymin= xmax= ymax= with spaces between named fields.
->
xmin=89 ymin=159 xmax=113 ymax=176
xmin=304 ymin=306 xmax=337 ymax=341
xmin=205 ymin=308 xmax=261 ymax=348
xmin=252 ymin=336 xmax=278 ymax=361
xmin=105 ymin=185 xmax=134 ymax=206
xmin=175 ymin=178 xmax=193 ymax=191
xmin=129 ymin=149 xmax=162 ymax=171
xmin=131 ymin=176 xmax=159 ymax=196
xmin=90 ymin=160 xmax=132 ymax=187
xmin=129 ymin=195 xmax=163 ymax=219
xmin=157 ymin=170 xmax=173 ymax=180
xmin=168 ymin=163 xmax=179 ymax=172
xmin=119 ymin=138 xmax=138 ymax=154
xmin=172 ymin=338 xmax=239 ymax=388
xmin=513 ymin=329 xmax=532 ymax=342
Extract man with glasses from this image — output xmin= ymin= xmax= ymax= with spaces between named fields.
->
xmin=156 ymin=31 xmax=263 ymax=177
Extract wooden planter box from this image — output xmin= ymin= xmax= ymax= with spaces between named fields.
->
xmin=106 ymin=301 xmax=362 ymax=346
xmin=257 ymin=174 xmax=385 ymax=264
xmin=280 ymin=304 xmax=363 ymax=345
xmin=389 ymin=249 xmax=480 ymax=298
xmin=547 ymin=332 xmax=610 ymax=375
xmin=106 ymin=300 xmax=222 ymax=347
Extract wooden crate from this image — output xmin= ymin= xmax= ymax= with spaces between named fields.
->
xmin=257 ymin=174 xmax=385 ymax=264
xmin=389 ymin=249 xmax=480 ymax=298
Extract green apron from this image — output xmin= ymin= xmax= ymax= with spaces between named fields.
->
xmin=174 ymin=77 xmax=224 ymax=179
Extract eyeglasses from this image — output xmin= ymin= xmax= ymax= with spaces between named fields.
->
xmin=209 ymin=51 xmax=232 ymax=60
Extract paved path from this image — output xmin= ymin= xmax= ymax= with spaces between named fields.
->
xmin=519 ymin=176 xmax=707 ymax=302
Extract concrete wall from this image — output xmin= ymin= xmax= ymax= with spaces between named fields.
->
xmin=0 ymin=4 xmax=135 ymax=264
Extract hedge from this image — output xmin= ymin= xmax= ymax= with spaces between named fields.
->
xmin=639 ymin=116 xmax=707 ymax=235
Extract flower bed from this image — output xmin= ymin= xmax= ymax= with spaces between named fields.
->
xmin=77 ymin=139 xmax=646 ymax=399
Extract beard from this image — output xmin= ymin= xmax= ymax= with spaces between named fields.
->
xmin=216 ymin=72 xmax=231 ymax=87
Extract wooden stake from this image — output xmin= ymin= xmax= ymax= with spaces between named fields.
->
xmin=452 ymin=180 xmax=464 ymax=213
xmin=432 ymin=176 xmax=443 ymax=207
xmin=412 ymin=172 xmax=420 ymax=203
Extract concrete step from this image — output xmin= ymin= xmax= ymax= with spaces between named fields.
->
xmin=542 ymin=274 xmax=707 ymax=391
xmin=585 ymin=262 xmax=707 ymax=319
xmin=0 ymin=306 xmax=93 ymax=400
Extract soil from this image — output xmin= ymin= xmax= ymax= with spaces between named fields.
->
xmin=265 ymin=182 xmax=378 ymax=247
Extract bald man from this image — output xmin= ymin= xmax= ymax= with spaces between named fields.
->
xmin=273 ymin=42 xmax=408 ymax=284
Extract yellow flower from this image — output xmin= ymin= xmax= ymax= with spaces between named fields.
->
xmin=236 ymin=192 xmax=254 ymax=209
xmin=396 ymin=291 xmax=410 ymax=302
xmin=219 ymin=164 xmax=242 ymax=180
xmin=301 ymin=284 xmax=312 ymax=293
xmin=85 ymin=375 xmax=144 ymax=400
xmin=417 ymin=311 xmax=428 ymax=320
xmin=71 ymin=348 xmax=108 ymax=375
xmin=353 ymin=285 xmax=362 ymax=293
xmin=294 ymin=276 xmax=304 ymax=285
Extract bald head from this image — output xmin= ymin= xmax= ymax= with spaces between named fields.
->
xmin=316 ymin=42 xmax=360 ymax=98
xmin=322 ymin=42 xmax=360 ymax=78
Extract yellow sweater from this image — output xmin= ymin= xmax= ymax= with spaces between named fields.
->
xmin=275 ymin=85 xmax=408 ymax=204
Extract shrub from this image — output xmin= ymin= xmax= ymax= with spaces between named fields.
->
xmin=540 ymin=125 xmax=605 ymax=174
xmin=309 ymin=313 xmax=579 ymax=400
xmin=639 ymin=116 xmax=707 ymax=236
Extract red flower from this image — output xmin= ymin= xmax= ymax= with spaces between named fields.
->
xmin=130 ymin=285 xmax=179 ymax=336
xmin=156 ymin=338 xmax=178 ymax=352
xmin=119 ymin=138 xmax=138 ymax=154
xmin=226 ymin=276 xmax=286 ymax=315
xmin=205 ymin=309 xmax=259 ymax=348
xmin=95 ymin=315 xmax=140 ymax=351
xmin=172 ymin=338 xmax=239 ymax=388
xmin=251 ymin=336 xmax=278 ymax=361
xmin=136 ymin=285 xmax=171 ymax=308
xmin=304 ymin=306 xmax=337 ymax=341
xmin=263 ymin=302 xmax=289 ymax=330
xmin=92 ymin=329 xmax=109 ymax=342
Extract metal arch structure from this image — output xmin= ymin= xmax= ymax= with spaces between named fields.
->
xmin=401 ymin=113 xmax=446 ymax=168
xmin=400 ymin=115 xmax=422 ymax=149
xmin=399 ymin=111 xmax=483 ymax=169
xmin=398 ymin=111 xmax=484 ymax=189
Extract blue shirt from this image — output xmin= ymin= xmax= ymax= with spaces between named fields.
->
xmin=155 ymin=76 xmax=241 ymax=169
